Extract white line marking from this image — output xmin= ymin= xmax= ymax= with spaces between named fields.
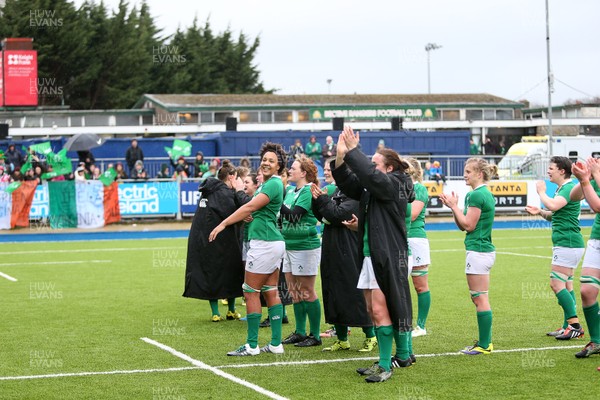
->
xmin=0 ymin=271 xmax=17 ymax=282
xmin=0 ymin=260 xmax=112 ymax=267
xmin=214 ymin=344 xmax=582 ymax=369
xmin=0 ymin=366 xmax=199 ymax=381
xmin=0 ymin=246 xmax=185 ymax=256
xmin=0 ymin=344 xmax=582 ymax=382
xmin=141 ymin=337 xmax=288 ymax=400
xmin=496 ymin=251 xmax=551 ymax=259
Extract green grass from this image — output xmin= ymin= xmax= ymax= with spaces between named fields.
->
xmin=1 ymin=228 xmax=599 ymax=399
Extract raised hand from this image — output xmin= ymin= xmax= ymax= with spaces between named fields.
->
xmin=342 ymin=125 xmax=360 ymax=151
xmin=310 ymin=184 xmax=323 ymax=199
xmin=525 ymin=205 xmax=541 ymax=215
xmin=572 ymin=161 xmax=590 ymax=182
xmin=535 ymin=180 xmax=546 ymax=194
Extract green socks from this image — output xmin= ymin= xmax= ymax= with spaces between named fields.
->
xmin=227 ymin=298 xmax=236 ymax=313
xmin=393 ymin=328 xmax=410 ymax=359
xmin=335 ymin=324 xmax=349 ymax=342
xmin=477 ymin=310 xmax=493 ymax=348
xmin=246 ymin=313 xmax=261 ymax=348
xmin=268 ymin=304 xmax=283 ymax=346
xmin=417 ymin=291 xmax=431 ymax=329
xmin=562 ymin=290 xmax=577 ymax=328
xmin=556 ymin=289 xmax=577 ymax=322
xmin=305 ymin=299 xmax=322 ymax=337
xmin=293 ymin=302 xmax=307 ymax=335
xmin=583 ymin=302 xmax=600 ymax=344
xmin=376 ymin=325 xmax=394 ymax=371
xmin=362 ymin=326 xmax=375 ymax=339
xmin=209 ymin=299 xmax=219 ymax=316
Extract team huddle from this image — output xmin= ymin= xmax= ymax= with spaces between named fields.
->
xmin=183 ymin=126 xmax=600 ymax=383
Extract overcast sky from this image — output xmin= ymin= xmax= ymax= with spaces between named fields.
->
xmin=74 ymin=0 xmax=600 ymax=106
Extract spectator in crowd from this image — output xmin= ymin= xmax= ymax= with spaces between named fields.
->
xmin=11 ymin=169 xmax=24 ymax=182
xmin=115 ymin=162 xmax=128 ymax=180
xmin=77 ymin=150 xmax=95 ymax=172
xmin=194 ymin=151 xmax=209 ymax=178
xmin=429 ymin=161 xmax=446 ymax=185
xmin=498 ymin=140 xmax=506 ymax=155
xmin=236 ymin=166 xmax=250 ymax=181
xmin=321 ymin=136 xmax=337 ymax=160
xmin=0 ymin=151 xmax=7 ymax=171
xmin=131 ymin=160 xmax=148 ymax=180
xmin=376 ymin=139 xmax=386 ymax=153
xmin=289 ymin=139 xmax=305 ymax=163
xmin=90 ymin=165 xmax=102 ymax=180
xmin=470 ymin=139 xmax=480 ymax=155
xmin=125 ymin=139 xmax=144 ymax=173
xmin=305 ymin=135 xmax=322 ymax=164
xmin=483 ymin=137 xmax=497 ymax=155
xmin=239 ymin=157 xmax=251 ymax=170
xmin=211 ymin=157 xmax=221 ymax=170
xmin=171 ymin=156 xmax=191 ymax=179
xmin=5 ymin=144 xmax=25 ymax=172
xmin=156 ymin=163 xmax=171 ymax=179
xmin=0 ymin=164 xmax=10 ymax=182
xmin=74 ymin=166 xmax=87 ymax=182
xmin=423 ymin=161 xmax=431 ymax=180
xmin=204 ymin=165 xmax=217 ymax=179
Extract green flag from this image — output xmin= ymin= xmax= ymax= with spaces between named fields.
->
xmin=4 ymin=181 xmax=22 ymax=194
xmin=99 ymin=167 xmax=117 ymax=186
xmin=20 ymin=154 xmax=32 ymax=174
xmin=165 ymin=139 xmax=191 ymax=160
xmin=46 ymin=149 xmax=73 ymax=176
xmin=30 ymin=142 xmax=53 ymax=156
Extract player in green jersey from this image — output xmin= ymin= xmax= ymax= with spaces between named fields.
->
xmin=210 ymin=142 xmax=287 ymax=356
xmin=570 ymin=157 xmax=600 ymax=359
xmin=440 ymin=158 xmax=497 ymax=355
xmin=526 ymin=156 xmax=585 ymax=340
xmin=406 ymin=158 xmax=431 ymax=338
xmin=280 ymin=156 xmax=323 ymax=347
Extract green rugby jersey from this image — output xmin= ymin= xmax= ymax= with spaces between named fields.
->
xmin=463 ymin=185 xmax=495 ymax=252
xmin=281 ymin=184 xmax=320 ymax=250
xmin=591 ymin=180 xmax=600 ymax=240
xmin=408 ymin=182 xmax=428 ymax=239
xmin=247 ymin=176 xmax=284 ymax=242
xmin=551 ymin=180 xmax=584 ymax=248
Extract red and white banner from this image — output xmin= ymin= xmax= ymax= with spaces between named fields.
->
xmin=2 ymin=50 xmax=38 ymax=106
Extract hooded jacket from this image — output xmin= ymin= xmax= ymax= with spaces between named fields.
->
xmin=332 ymin=147 xmax=415 ymax=331
xmin=183 ymin=178 xmax=243 ymax=300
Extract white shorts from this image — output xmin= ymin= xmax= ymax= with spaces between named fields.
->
xmin=408 ymin=238 xmax=431 ymax=266
xmin=465 ymin=251 xmax=496 ymax=275
xmin=552 ymin=246 xmax=585 ymax=269
xmin=282 ymin=248 xmax=321 ymax=276
xmin=357 ymin=257 xmax=380 ymax=289
xmin=582 ymin=239 xmax=600 ymax=270
xmin=407 ymin=253 xmax=414 ymax=277
xmin=242 ymin=240 xmax=250 ymax=262
xmin=245 ymin=240 xmax=285 ymax=274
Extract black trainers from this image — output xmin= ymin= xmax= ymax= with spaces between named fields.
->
xmin=259 ymin=317 xmax=270 ymax=328
xmin=282 ymin=331 xmax=307 ymax=345
xmin=410 ymin=354 xmax=417 ymax=364
xmin=282 ymin=315 xmax=289 ymax=324
xmin=357 ymin=362 xmax=380 ymax=376
xmin=556 ymin=325 xmax=584 ymax=340
xmin=295 ymin=334 xmax=322 ymax=347
xmin=391 ymin=355 xmax=412 ymax=368
xmin=364 ymin=366 xmax=393 ymax=383
xmin=575 ymin=342 xmax=600 ymax=358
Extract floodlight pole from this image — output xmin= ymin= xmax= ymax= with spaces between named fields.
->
xmin=545 ymin=0 xmax=553 ymax=155
xmin=425 ymin=43 xmax=442 ymax=94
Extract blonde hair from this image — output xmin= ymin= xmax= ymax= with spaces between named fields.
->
xmin=406 ymin=157 xmax=423 ymax=182
xmin=466 ymin=157 xmax=498 ymax=182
